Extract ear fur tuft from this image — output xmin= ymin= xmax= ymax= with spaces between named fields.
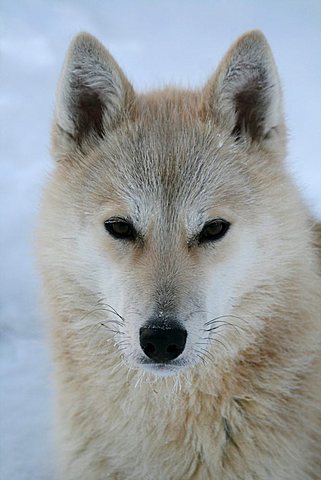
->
xmin=204 ymin=30 xmax=284 ymax=145
xmin=54 ymin=32 xmax=134 ymax=150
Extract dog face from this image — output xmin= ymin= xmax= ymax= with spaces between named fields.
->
xmin=42 ymin=31 xmax=294 ymax=377
xmin=76 ymin=119 xmax=264 ymax=376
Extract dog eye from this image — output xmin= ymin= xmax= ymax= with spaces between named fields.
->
xmin=198 ymin=219 xmax=230 ymax=243
xmin=104 ymin=218 xmax=136 ymax=240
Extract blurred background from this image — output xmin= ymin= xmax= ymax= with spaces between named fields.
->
xmin=1 ymin=1 xmax=320 ymax=478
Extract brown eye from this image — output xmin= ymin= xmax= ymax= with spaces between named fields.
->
xmin=104 ymin=218 xmax=136 ymax=240
xmin=198 ymin=219 xmax=230 ymax=243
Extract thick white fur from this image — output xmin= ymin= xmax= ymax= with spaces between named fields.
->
xmin=37 ymin=31 xmax=321 ymax=479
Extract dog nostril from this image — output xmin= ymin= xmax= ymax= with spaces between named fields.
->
xmin=139 ymin=326 xmax=187 ymax=362
xmin=144 ymin=342 xmax=156 ymax=355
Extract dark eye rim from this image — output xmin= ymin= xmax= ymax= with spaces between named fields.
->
xmin=198 ymin=218 xmax=230 ymax=244
xmin=104 ymin=217 xmax=137 ymax=241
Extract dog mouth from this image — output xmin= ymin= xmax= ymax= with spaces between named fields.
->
xmin=137 ymin=356 xmax=186 ymax=376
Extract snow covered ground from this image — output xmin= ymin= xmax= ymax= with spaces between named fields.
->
xmin=1 ymin=1 xmax=320 ymax=478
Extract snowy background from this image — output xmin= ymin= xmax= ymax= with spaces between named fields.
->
xmin=1 ymin=1 xmax=320 ymax=478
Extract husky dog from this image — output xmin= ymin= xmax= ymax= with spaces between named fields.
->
xmin=37 ymin=30 xmax=321 ymax=479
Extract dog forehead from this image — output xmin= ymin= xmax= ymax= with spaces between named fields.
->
xmin=83 ymin=90 xmax=257 ymax=224
xmin=96 ymin=120 xmax=248 ymax=203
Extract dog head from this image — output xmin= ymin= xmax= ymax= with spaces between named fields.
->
xmin=41 ymin=31 xmax=306 ymax=377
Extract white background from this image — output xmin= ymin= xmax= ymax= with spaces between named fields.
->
xmin=1 ymin=1 xmax=320 ymax=478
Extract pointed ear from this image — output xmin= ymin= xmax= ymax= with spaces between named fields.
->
xmin=54 ymin=32 xmax=135 ymax=153
xmin=203 ymin=30 xmax=284 ymax=146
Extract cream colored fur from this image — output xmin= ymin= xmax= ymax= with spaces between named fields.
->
xmin=37 ymin=31 xmax=321 ymax=479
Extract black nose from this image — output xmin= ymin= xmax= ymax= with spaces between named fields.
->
xmin=139 ymin=327 xmax=187 ymax=362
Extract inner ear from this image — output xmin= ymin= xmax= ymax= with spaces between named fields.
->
xmin=232 ymin=75 xmax=270 ymax=141
xmin=72 ymin=86 xmax=105 ymax=143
